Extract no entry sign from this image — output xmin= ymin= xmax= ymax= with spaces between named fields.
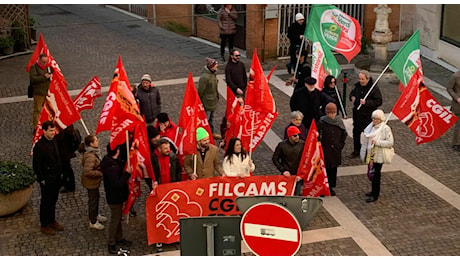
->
xmin=240 ymin=202 xmax=302 ymax=256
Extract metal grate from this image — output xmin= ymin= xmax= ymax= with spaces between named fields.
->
xmin=278 ymin=4 xmax=364 ymax=57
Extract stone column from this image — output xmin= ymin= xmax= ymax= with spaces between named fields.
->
xmin=371 ymin=4 xmax=393 ymax=67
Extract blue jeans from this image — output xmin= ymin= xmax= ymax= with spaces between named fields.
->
xmin=206 ymin=110 xmax=215 ymax=133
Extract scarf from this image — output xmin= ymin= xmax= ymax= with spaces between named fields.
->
xmin=155 ymin=149 xmax=171 ymax=184
xmin=36 ymin=61 xmax=47 ymax=70
xmin=319 ymin=115 xmax=345 ymax=130
xmin=86 ymin=146 xmax=101 ymax=160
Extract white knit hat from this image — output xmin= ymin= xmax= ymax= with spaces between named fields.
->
xmin=372 ymin=109 xmax=385 ymax=121
xmin=141 ymin=74 xmax=152 ymax=82
xmin=295 ymin=13 xmax=304 ymax=21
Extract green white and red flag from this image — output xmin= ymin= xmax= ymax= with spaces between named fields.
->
xmin=308 ymin=30 xmax=342 ymax=90
xmin=392 ymin=68 xmax=457 ymax=145
xmin=305 ymin=4 xmax=362 ymax=63
xmin=389 ymin=30 xmax=422 ymax=90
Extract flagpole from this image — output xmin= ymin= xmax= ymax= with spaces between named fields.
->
xmin=357 ymin=64 xmax=390 ymax=110
xmin=193 ymin=153 xmax=197 ymax=178
xmin=249 ymin=110 xmax=255 ymax=159
xmin=79 ymin=118 xmax=90 ymax=136
xmin=334 ymin=86 xmax=347 ymax=118
xmin=126 ymin=131 xmax=130 ymax=169
xmin=293 ymin=38 xmax=305 ymax=77
xmin=174 ymin=127 xmax=180 ymax=144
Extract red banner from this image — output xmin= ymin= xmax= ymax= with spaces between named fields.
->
xmin=145 ymin=175 xmax=296 ymax=245
xmin=298 ymin=120 xmax=330 ymax=197
xmin=73 ymin=76 xmax=102 ymax=113
xmin=31 ymin=71 xmax=81 ymax=151
xmin=177 ymin=73 xmax=214 ymax=156
xmin=241 ymin=49 xmax=278 ymax=153
xmin=392 ymin=68 xmax=458 ymax=144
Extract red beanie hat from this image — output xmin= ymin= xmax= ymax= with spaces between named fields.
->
xmin=287 ymin=126 xmax=301 ymax=138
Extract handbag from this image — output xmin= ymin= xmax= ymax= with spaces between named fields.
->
xmin=367 ymin=161 xmax=375 ymax=181
xmin=27 ymin=82 xmax=33 ymax=98
xmin=382 ymin=147 xmax=395 ymax=164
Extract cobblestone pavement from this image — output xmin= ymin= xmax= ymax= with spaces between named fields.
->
xmin=1 ymin=4 xmax=460 ymax=256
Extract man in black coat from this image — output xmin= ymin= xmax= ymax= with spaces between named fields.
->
xmin=287 ymin=13 xmax=306 ymax=74
xmin=55 ymin=124 xmax=81 ymax=193
xmin=272 ymin=126 xmax=305 ymax=196
xmin=225 ymin=49 xmax=248 ymax=98
xmin=101 ymin=144 xmax=132 ymax=254
xmin=349 ymin=70 xmax=383 ymax=158
xmin=33 ymin=120 xmax=64 ymax=235
xmin=290 ymin=76 xmax=322 ymax=130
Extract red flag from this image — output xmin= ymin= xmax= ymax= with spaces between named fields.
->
xmin=25 ymin=33 xmax=63 ymax=78
xmin=122 ymin=144 xmax=142 ymax=215
xmin=177 ymin=73 xmax=214 ymax=156
xmin=133 ymin=120 xmax=155 ymax=180
xmin=31 ymin=71 xmax=81 ymax=151
xmin=73 ymin=76 xmax=102 ymax=113
xmin=224 ymin=87 xmax=243 ymax=149
xmin=95 ymin=56 xmax=143 ymax=149
xmin=392 ymin=68 xmax=458 ymax=145
xmin=240 ymin=49 xmax=278 ymax=152
xmin=298 ymin=120 xmax=330 ymax=197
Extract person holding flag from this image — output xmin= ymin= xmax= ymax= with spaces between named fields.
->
xmin=349 ymin=70 xmax=383 ymax=158
xmin=272 ymin=126 xmax=305 ymax=195
xmin=100 ymin=144 xmax=133 ymax=254
xmin=360 ymin=109 xmax=394 ymax=203
xmin=222 ymin=137 xmax=255 ymax=177
xmin=29 ymin=53 xmax=53 ymax=130
xmin=287 ymin=13 xmax=306 ymax=75
xmin=184 ymin=127 xmax=224 ymax=180
xmin=290 ymin=76 xmax=322 ymax=130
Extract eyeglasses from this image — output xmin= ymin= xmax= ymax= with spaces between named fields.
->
xmin=291 ymin=134 xmax=299 ymax=137
xmin=234 ymin=54 xmax=240 ymax=57
xmin=331 ymin=81 xmax=336 ymax=84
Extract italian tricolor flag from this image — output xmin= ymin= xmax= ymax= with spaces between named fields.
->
xmin=389 ymin=30 xmax=422 ymax=89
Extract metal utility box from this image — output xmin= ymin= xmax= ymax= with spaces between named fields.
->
xmin=235 ymin=196 xmax=323 ymax=231
xmin=180 ymin=216 xmax=241 ymax=256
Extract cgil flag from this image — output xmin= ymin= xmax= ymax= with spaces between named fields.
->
xmin=241 ymin=49 xmax=278 ymax=153
xmin=298 ymin=120 xmax=330 ymax=197
xmin=25 ymin=32 xmax=63 ymax=78
xmin=73 ymin=76 xmax=102 ymax=113
xmin=31 ymin=71 xmax=81 ymax=152
xmin=389 ymin=30 xmax=422 ymax=88
xmin=177 ymin=73 xmax=214 ymax=156
xmin=392 ymin=68 xmax=457 ymax=145
xmin=305 ymin=4 xmax=362 ymax=63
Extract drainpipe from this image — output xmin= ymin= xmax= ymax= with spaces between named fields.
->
xmin=191 ymin=4 xmax=196 ymax=36
xmin=262 ymin=4 xmax=266 ymax=62
xmin=153 ymin=4 xmax=157 ymax=26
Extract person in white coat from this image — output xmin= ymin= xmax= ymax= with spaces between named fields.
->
xmin=360 ymin=109 xmax=394 ymax=203
xmin=222 ymin=137 xmax=255 ymax=177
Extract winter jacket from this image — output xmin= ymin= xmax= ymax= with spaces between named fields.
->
xmin=293 ymin=62 xmax=312 ymax=91
xmin=135 ymin=84 xmax=161 ymax=123
xmin=225 ymin=61 xmax=247 ymax=97
xmin=320 ymin=86 xmax=343 ymax=116
xmin=349 ymin=78 xmax=382 ymax=131
xmin=198 ymin=66 xmax=219 ymax=111
xmin=447 ymin=71 xmax=460 ymax=115
xmin=101 ymin=155 xmax=130 ymax=205
xmin=222 ymin=154 xmax=255 ymax=177
xmin=318 ymin=116 xmax=347 ymax=168
xmin=81 ymin=149 xmax=103 ymax=190
xmin=360 ymin=122 xmax=394 ymax=164
xmin=217 ymin=7 xmax=237 ymax=35
xmin=33 ymin=136 xmax=62 ymax=185
xmin=287 ymin=21 xmax=306 ymax=49
xmin=184 ymin=144 xmax=224 ymax=179
xmin=290 ymin=87 xmax=322 ymax=129
xmin=272 ymin=139 xmax=305 ymax=175
xmin=29 ymin=63 xmax=51 ymax=96
xmin=151 ymin=151 xmax=182 ymax=184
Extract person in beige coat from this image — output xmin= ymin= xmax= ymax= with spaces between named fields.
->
xmin=222 ymin=137 xmax=255 ymax=177
xmin=184 ymin=127 xmax=224 ymax=180
xmin=360 ymin=109 xmax=394 ymax=203
xmin=79 ymin=135 xmax=107 ymax=230
xmin=447 ymin=71 xmax=460 ymax=151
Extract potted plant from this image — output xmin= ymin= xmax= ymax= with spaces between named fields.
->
xmin=12 ymin=20 xmax=26 ymax=52
xmin=29 ymin=16 xmax=39 ymax=41
xmin=0 ymin=161 xmax=36 ymax=216
xmin=0 ymin=36 xmax=15 ymax=55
